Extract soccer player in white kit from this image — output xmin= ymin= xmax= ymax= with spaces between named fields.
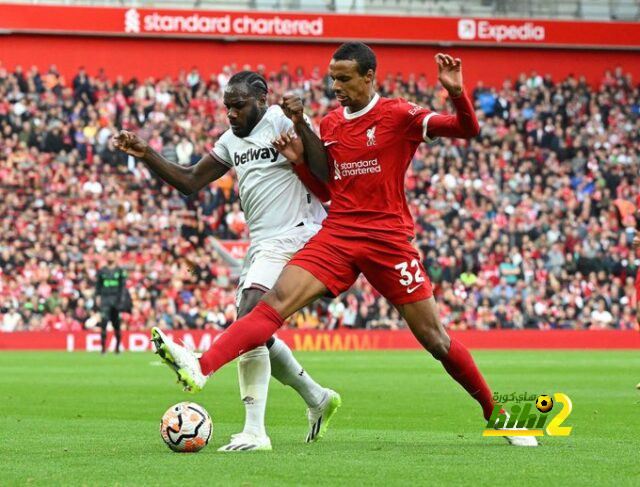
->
xmin=113 ymin=71 xmax=341 ymax=452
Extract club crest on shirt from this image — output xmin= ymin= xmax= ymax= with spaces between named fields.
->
xmin=407 ymin=102 xmax=423 ymax=115
xmin=366 ymin=126 xmax=377 ymax=146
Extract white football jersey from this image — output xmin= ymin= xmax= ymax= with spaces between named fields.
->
xmin=211 ymin=105 xmax=326 ymax=243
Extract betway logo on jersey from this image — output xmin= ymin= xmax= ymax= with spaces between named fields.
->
xmin=234 ymin=147 xmax=278 ymax=166
xmin=124 ymin=8 xmax=323 ymax=36
xmin=457 ymin=18 xmax=545 ymax=43
xmin=334 ymin=158 xmax=381 ymax=180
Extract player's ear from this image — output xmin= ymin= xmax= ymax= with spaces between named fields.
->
xmin=365 ymin=69 xmax=375 ymax=86
xmin=257 ymin=92 xmax=267 ymax=107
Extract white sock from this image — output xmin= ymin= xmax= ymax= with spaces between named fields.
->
xmin=268 ymin=337 xmax=326 ymax=408
xmin=238 ymin=345 xmax=270 ymax=437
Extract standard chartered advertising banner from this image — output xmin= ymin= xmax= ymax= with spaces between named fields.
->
xmin=1 ymin=3 xmax=639 ymax=48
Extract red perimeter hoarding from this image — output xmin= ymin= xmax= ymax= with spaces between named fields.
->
xmin=1 ymin=330 xmax=639 ymax=351
xmin=1 ymin=4 xmax=639 ymax=48
xmin=1 ymin=4 xmax=639 ymax=89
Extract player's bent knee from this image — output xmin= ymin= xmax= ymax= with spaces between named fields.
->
xmin=262 ymin=285 xmax=290 ymax=314
xmin=262 ymin=264 xmax=327 ymax=315
xmin=238 ymin=288 xmax=265 ymax=318
xmin=409 ymin=321 xmax=450 ymax=359
xmin=425 ymin=329 xmax=450 ymax=359
xmin=262 ymin=276 xmax=312 ymax=318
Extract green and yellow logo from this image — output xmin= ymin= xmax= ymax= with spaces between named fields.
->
xmin=483 ymin=392 xmax=573 ymax=437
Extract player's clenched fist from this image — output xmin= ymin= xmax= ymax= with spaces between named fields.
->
xmin=281 ymin=93 xmax=305 ymax=125
xmin=113 ymin=130 xmax=148 ymax=158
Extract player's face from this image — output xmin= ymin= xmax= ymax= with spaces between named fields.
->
xmin=329 ymin=59 xmax=375 ymax=111
xmin=223 ymin=85 xmax=265 ymax=137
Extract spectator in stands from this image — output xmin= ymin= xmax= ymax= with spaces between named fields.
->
xmin=0 ymin=60 xmax=638 ymax=332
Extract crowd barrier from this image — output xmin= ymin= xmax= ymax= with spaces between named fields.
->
xmin=1 ymin=329 xmax=639 ymax=351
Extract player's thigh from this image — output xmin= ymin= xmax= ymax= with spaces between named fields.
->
xmin=359 ymin=239 xmax=449 ymax=356
xmin=282 ymin=228 xmax=360 ymax=313
xmin=396 ymin=297 xmax=450 ymax=358
xmin=99 ymin=307 xmax=111 ymax=326
xmin=262 ymin=264 xmax=329 ymax=318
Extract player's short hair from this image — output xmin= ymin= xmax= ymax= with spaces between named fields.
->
xmin=332 ymin=42 xmax=377 ymax=76
xmin=227 ymin=71 xmax=268 ymax=98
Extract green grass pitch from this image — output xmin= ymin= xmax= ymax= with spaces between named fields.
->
xmin=1 ymin=350 xmax=639 ymax=486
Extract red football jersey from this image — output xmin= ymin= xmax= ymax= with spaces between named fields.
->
xmin=320 ymin=94 xmax=435 ymax=238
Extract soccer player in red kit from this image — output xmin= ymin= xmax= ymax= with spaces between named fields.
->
xmin=152 ymin=43 xmax=536 ymax=446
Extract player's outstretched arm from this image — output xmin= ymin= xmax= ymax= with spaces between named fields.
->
xmin=281 ymin=94 xmax=329 ymax=183
xmin=425 ymin=54 xmax=480 ymax=139
xmin=113 ymin=131 xmax=229 ymax=195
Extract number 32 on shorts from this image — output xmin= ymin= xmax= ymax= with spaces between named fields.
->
xmin=394 ymin=259 xmax=425 ymax=293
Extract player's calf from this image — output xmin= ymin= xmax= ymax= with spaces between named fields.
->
xmin=399 ymin=298 xmax=497 ymax=421
xmin=398 ymin=298 xmax=450 ymax=359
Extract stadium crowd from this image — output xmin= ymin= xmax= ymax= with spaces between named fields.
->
xmin=0 ymin=60 xmax=639 ymax=332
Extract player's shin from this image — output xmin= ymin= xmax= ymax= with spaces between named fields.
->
xmin=439 ymin=338 xmax=496 ymax=420
xmin=268 ymin=337 xmax=326 ymax=408
xmin=238 ymin=346 xmax=270 ymax=437
xmin=199 ymin=301 xmax=284 ymax=375
xmin=100 ymin=326 xmax=107 ymax=354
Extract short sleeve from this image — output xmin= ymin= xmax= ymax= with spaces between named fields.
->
xmin=319 ymin=116 xmax=333 ymax=144
xmin=271 ymin=105 xmax=294 ymax=135
xmin=395 ymin=98 xmax=438 ymax=144
xmin=210 ymin=133 xmax=232 ymax=168
xmin=271 ymin=105 xmax=312 ymax=135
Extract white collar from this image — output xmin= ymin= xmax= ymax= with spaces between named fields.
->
xmin=343 ymin=93 xmax=380 ymax=120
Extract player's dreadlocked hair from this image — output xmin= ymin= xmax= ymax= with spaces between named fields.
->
xmin=333 ymin=42 xmax=377 ymax=76
xmin=227 ymin=71 xmax=268 ymax=97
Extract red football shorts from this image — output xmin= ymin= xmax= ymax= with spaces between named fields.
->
xmin=288 ymin=226 xmax=433 ymax=305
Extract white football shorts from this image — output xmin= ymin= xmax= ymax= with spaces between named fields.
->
xmin=236 ymin=222 xmax=321 ymax=307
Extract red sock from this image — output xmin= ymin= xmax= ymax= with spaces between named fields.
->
xmin=199 ymin=301 xmax=284 ymax=376
xmin=440 ymin=338 xmax=496 ymax=420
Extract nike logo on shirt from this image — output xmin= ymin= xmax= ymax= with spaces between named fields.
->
xmin=324 ymin=141 xmax=338 ymax=146
xmin=407 ymin=284 xmax=422 ymax=294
